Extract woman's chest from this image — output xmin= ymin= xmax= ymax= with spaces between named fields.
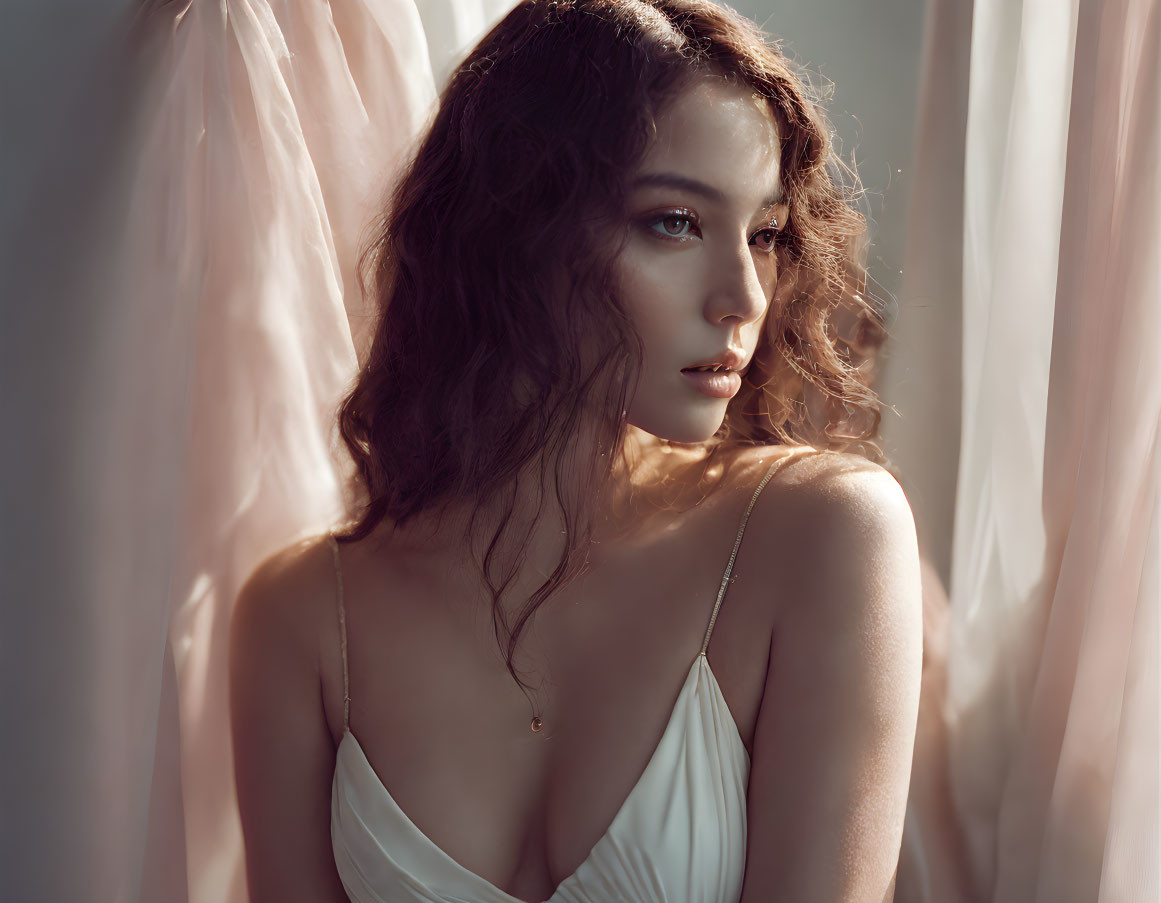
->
xmin=322 ymin=489 xmax=783 ymax=758
xmin=319 ymin=483 xmax=787 ymax=898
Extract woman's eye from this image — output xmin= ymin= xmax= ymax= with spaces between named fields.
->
xmin=750 ymin=227 xmax=778 ymax=254
xmin=644 ymin=214 xmax=779 ymax=251
xmin=647 ymin=214 xmax=699 ymax=241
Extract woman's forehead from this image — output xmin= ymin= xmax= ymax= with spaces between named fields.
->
xmin=634 ymin=79 xmax=782 ymax=210
xmin=631 ymin=80 xmax=784 ymax=213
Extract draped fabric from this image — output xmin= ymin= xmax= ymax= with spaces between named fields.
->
xmin=891 ymin=0 xmax=1160 ymax=900
xmin=1 ymin=0 xmax=1156 ymax=901
xmin=121 ymin=5 xmax=438 ymax=900
xmin=150 ymin=1 xmax=479 ymax=897
xmin=2 ymin=1 xmax=451 ymax=900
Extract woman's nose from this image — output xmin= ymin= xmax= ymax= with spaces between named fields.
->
xmin=703 ymin=242 xmax=771 ymax=325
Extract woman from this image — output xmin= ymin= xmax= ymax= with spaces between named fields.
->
xmin=229 ymin=0 xmax=923 ymax=900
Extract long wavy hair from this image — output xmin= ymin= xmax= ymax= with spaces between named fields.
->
xmin=335 ymin=0 xmax=888 ymax=694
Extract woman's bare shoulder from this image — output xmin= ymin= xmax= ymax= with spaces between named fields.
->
xmin=725 ymin=442 xmax=889 ymax=485
xmin=230 ymin=532 xmax=341 ymax=670
xmin=727 ymin=444 xmax=906 ymax=518
xmin=228 ymin=531 xmax=353 ymax=901
xmin=727 ymin=445 xmax=919 ymax=614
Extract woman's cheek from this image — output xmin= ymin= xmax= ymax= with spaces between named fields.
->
xmin=631 ymin=280 xmax=688 ymax=362
xmin=637 ymin=242 xmax=695 ymax=299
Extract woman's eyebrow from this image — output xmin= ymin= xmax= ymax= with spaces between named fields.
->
xmin=632 ymin=171 xmax=784 ymax=209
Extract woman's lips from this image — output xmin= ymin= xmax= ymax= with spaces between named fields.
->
xmin=680 ymin=368 xmax=742 ymax=398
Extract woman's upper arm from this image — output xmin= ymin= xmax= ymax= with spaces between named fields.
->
xmin=739 ymin=463 xmax=924 ymax=903
xmin=228 ymin=542 xmax=350 ymax=903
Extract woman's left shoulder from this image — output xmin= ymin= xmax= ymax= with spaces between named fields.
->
xmin=731 ymin=444 xmax=921 ymax=618
xmin=727 ymin=443 xmax=909 ymax=513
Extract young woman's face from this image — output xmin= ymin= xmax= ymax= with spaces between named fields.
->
xmin=615 ymin=76 xmax=785 ymax=443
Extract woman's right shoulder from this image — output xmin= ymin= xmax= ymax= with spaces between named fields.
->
xmin=230 ymin=532 xmax=345 ymax=673
xmin=229 ymin=531 xmax=358 ymax=900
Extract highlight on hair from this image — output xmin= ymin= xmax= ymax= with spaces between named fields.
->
xmin=334 ymin=0 xmax=890 ymax=696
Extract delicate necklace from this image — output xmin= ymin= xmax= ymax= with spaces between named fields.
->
xmin=527 ymin=679 xmax=547 ymax=732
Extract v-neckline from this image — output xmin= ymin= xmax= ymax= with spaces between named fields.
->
xmin=334 ymin=651 xmax=747 ymax=903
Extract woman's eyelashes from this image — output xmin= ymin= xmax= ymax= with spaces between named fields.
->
xmin=646 ymin=210 xmax=701 ymax=241
xmin=750 ymin=225 xmax=778 ymax=253
xmin=643 ymin=209 xmax=779 ymax=252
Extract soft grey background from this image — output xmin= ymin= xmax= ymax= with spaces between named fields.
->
xmin=731 ymin=0 xmax=927 ymax=307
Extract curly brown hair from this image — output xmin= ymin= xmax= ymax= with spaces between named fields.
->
xmin=335 ymin=0 xmax=888 ymax=694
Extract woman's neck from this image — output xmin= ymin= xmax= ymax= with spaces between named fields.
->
xmin=379 ymin=425 xmax=722 ymax=586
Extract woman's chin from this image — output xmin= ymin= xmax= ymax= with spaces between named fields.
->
xmin=626 ymin=410 xmax=726 ymax=446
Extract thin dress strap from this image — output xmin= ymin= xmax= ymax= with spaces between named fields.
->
xmin=328 ymin=533 xmax=350 ymax=733
xmin=699 ymin=451 xmax=796 ymax=656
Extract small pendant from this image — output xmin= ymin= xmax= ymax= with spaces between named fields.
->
xmin=530 ymin=715 xmax=544 ymax=732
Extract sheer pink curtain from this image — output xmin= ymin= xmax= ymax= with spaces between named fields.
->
xmin=893 ymin=0 xmax=1159 ymax=900
xmin=121 ymin=4 xmax=445 ymax=900
xmin=3 ymin=1 xmax=442 ymax=899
